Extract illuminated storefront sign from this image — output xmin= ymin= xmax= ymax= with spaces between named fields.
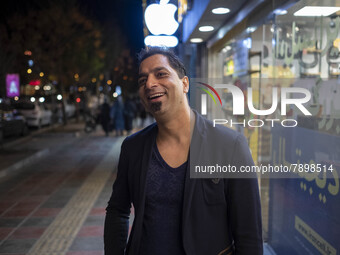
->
xmin=144 ymin=0 xmax=179 ymax=47
xmin=6 ymin=74 xmax=20 ymax=98
xmin=178 ymin=0 xmax=188 ymax=23
xmin=144 ymin=35 xmax=178 ymax=47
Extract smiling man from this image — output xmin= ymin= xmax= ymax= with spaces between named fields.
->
xmin=104 ymin=47 xmax=263 ymax=255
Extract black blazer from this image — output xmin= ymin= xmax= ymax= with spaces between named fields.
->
xmin=104 ymin=111 xmax=263 ymax=255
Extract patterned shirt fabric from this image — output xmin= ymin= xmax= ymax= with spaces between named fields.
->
xmin=139 ymin=142 xmax=187 ymax=255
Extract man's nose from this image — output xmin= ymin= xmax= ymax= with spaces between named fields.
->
xmin=145 ymin=75 xmax=158 ymax=89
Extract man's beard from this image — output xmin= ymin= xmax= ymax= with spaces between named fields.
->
xmin=150 ymin=102 xmax=162 ymax=112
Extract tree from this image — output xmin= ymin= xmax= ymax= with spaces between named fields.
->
xmin=0 ymin=0 xmax=135 ymax=124
xmin=0 ymin=0 xmax=105 ymax=124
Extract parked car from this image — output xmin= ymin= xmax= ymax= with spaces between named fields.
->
xmin=57 ymin=101 xmax=76 ymax=119
xmin=0 ymin=103 xmax=28 ymax=139
xmin=13 ymin=101 xmax=52 ymax=128
xmin=45 ymin=100 xmax=76 ymax=122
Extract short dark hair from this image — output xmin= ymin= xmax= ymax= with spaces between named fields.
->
xmin=137 ymin=47 xmax=187 ymax=78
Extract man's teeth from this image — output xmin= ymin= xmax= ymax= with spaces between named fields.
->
xmin=149 ymin=93 xmax=164 ymax=99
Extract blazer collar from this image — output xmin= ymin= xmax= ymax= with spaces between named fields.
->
xmin=182 ymin=110 xmax=207 ymax=252
xmin=191 ymin=109 xmax=207 ymax=139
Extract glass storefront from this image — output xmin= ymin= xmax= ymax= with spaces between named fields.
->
xmin=205 ymin=0 xmax=340 ymax=253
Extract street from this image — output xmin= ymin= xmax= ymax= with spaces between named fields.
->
xmin=0 ymin=122 xmax=127 ymax=254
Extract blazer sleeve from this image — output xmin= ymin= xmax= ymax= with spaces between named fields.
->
xmin=104 ymin=140 xmax=131 ymax=255
xmin=226 ymin=135 xmax=263 ymax=255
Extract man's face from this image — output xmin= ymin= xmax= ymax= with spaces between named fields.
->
xmin=138 ymin=54 xmax=189 ymax=117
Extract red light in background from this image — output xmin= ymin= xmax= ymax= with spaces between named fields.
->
xmin=76 ymin=98 xmax=81 ymax=103
xmin=29 ymin=80 xmax=41 ymax=86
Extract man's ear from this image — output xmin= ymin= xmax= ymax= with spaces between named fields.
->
xmin=182 ymin=76 xmax=189 ymax=93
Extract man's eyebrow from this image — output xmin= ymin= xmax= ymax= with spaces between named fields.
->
xmin=138 ymin=67 xmax=169 ymax=78
xmin=138 ymin=72 xmax=147 ymax=78
xmin=152 ymin=67 xmax=169 ymax=72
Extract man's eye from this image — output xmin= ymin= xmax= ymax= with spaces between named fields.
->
xmin=138 ymin=79 xmax=146 ymax=86
xmin=157 ymin=72 xmax=167 ymax=77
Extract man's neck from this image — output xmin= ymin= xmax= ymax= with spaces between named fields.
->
xmin=155 ymin=106 xmax=194 ymax=145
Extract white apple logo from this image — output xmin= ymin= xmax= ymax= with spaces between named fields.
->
xmin=144 ymin=0 xmax=179 ymax=36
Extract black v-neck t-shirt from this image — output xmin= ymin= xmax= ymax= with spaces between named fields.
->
xmin=139 ymin=143 xmax=187 ymax=255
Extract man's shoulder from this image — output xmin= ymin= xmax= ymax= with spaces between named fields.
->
xmin=122 ymin=123 xmax=157 ymax=148
xmin=197 ymin=114 xmax=242 ymax=143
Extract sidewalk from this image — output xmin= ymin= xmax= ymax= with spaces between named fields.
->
xmin=0 ymin=120 xmax=85 ymax=181
xmin=0 ymin=121 xmax=124 ymax=254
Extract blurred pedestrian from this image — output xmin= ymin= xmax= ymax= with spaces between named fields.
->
xmin=99 ymin=99 xmax=111 ymax=137
xmin=110 ymin=96 xmax=125 ymax=136
xmin=135 ymin=97 xmax=147 ymax=128
xmin=124 ymin=95 xmax=136 ymax=135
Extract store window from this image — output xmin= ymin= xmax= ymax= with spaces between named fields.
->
xmin=272 ymin=1 xmax=340 ymax=137
xmin=211 ymin=0 xmax=340 ymax=249
xmin=266 ymin=1 xmax=339 ymax=254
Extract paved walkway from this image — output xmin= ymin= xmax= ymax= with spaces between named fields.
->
xmin=0 ymin=121 xmax=128 ymax=254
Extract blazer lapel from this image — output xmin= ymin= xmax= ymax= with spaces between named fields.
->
xmin=182 ymin=111 xmax=205 ymax=253
xmin=182 ymin=156 xmax=197 ymax=232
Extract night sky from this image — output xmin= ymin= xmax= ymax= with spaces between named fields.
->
xmin=79 ymin=0 xmax=145 ymax=53
xmin=0 ymin=0 xmax=145 ymax=54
